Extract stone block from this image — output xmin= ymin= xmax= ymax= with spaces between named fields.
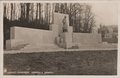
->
xmin=53 ymin=13 xmax=69 ymax=34
xmin=62 ymin=32 xmax=73 ymax=48
xmin=50 ymin=24 xmax=59 ymax=37
xmin=10 ymin=26 xmax=55 ymax=44
xmin=73 ymin=33 xmax=102 ymax=45
xmin=6 ymin=39 xmax=27 ymax=50
xmin=68 ymin=26 xmax=73 ymax=33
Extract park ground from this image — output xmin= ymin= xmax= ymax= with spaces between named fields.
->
xmin=4 ymin=50 xmax=117 ymax=75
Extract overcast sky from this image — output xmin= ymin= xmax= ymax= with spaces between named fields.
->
xmin=90 ymin=3 xmax=118 ymax=26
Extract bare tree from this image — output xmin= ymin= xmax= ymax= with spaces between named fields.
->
xmin=38 ymin=3 xmax=41 ymax=23
xmin=83 ymin=5 xmax=95 ymax=33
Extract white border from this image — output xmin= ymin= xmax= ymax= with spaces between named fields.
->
xmin=0 ymin=0 xmax=119 ymax=78
xmin=0 ymin=0 xmax=3 ymax=77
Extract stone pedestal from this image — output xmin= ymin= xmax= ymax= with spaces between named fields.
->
xmin=61 ymin=32 xmax=73 ymax=49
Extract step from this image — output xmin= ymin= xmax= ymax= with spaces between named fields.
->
xmin=20 ymin=44 xmax=60 ymax=51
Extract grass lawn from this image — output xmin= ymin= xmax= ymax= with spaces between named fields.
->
xmin=4 ymin=50 xmax=117 ymax=75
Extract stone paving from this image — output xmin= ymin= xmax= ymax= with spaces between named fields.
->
xmin=4 ymin=43 xmax=117 ymax=54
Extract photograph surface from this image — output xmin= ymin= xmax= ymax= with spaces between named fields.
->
xmin=3 ymin=2 xmax=118 ymax=75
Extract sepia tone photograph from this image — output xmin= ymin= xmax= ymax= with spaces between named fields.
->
xmin=3 ymin=1 xmax=118 ymax=75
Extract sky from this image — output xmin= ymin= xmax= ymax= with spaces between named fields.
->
xmin=90 ymin=3 xmax=118 ymax=27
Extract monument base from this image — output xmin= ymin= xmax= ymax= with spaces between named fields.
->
xmin=62 ymin=32 xmax=73 ymax=48
xmin=6 ymin=39 xmax=28 ymax=50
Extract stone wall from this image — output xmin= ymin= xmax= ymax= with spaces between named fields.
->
xmin=14 ymin=26 xmax=55 ymax=44
xmin=7 ymin=27 xmax=55 ymax=49
xmin=73 ymin=33 xmax=102 ymax=45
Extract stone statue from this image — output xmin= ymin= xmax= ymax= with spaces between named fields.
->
xmin=62 ymin=16 xmax=68 ymax=32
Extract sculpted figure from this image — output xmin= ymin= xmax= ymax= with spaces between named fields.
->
xmin=62 ymin=16 xmax=68 ymax=32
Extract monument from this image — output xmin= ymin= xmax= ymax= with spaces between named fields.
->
xmin=50 ymin=13 xmax=73 ymax=49
xmin=5 ymin=12 xmax=102 ymax=50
